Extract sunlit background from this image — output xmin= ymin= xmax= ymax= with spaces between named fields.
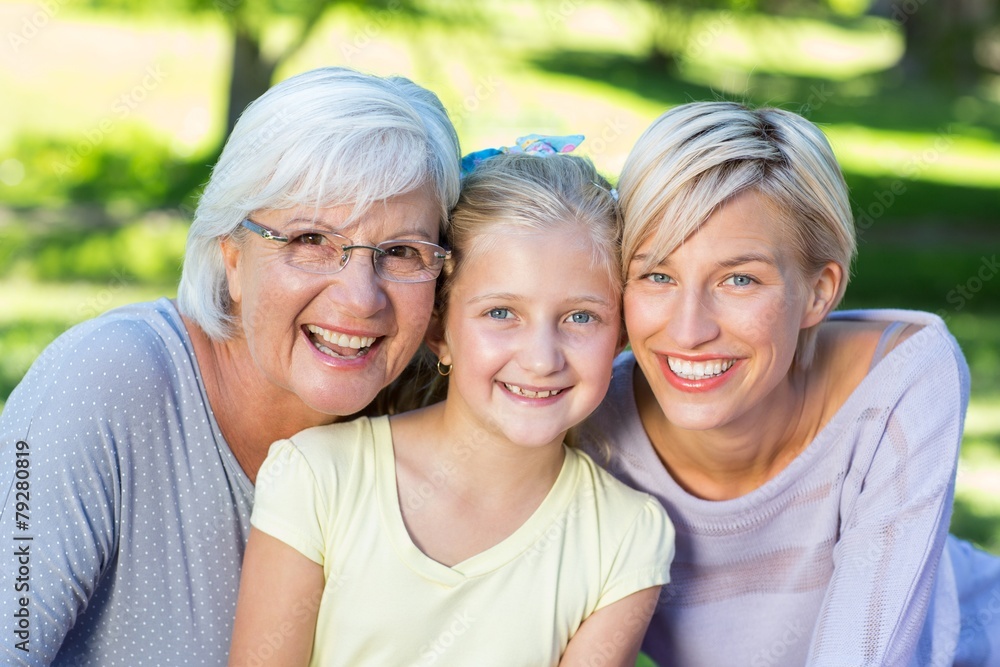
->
xmin=1 ymin=0 xmax=999 ymax=576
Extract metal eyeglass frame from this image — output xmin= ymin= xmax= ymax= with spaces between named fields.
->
xmin=240 ymin=219 xmax=450 ymax=283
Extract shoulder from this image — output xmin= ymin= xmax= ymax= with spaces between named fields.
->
xmin=266 ymin=416 xmax=381 ymax=483
xmin=567 ymin=449 xmax=675 ymax=600
xmin=23 ymin=299 xmax=190 ymax=387
xmin=570 ymin=448 xmax=671 ymax=529
xmin=822 ymin=309 xmax=958 ymax=358
xmin=818 ymin=310 xmax=923 ymax=370
xmin=2 ymin=300 xmax=198 ymax=433
xmin=288 ymin=415 xmax=381 ymax=457
xmin=254 ymin=417 xmax=381 ymax=542
xmin=813 ymin=309 xmax=968 ymax=410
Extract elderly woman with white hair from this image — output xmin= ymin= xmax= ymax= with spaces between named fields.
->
xmin=581 ymin=101 xmax=1000 ymax=666
xmin=0 ymin=67 xmax=460 ymax=666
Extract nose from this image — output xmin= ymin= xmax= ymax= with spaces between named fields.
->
xmin=323 ymin=247 xmax=388 ymax=318
xmin=517 ymin=323 xmax=566 ymax=377
xmin=341 ymin=244 xmax=384 ymax=272
xmin=665 ymin=288 xmax=720 ymax=350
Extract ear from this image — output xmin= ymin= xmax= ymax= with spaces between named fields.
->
xmin=424 ymin=309 xmax=452 ymax=366
xmin=800 ymin=261 xmax=842 ymax=329
xmin=220 ymin=236 xmax=243 ymax=305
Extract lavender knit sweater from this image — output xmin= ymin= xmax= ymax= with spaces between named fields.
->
xmin=581 ymin=310 xmax=1000 ymax=666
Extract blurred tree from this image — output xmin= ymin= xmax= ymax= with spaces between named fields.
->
xmin=76 ymin=0 xmax=427 ymax=139
xmin=631 ymin=0 xmax=1000 ymax=89
xmin=629 ymin=0 xmax=848 ymax=70
xmin=870 ymin=0 xmax=998 ymax=89
xmin=218 ymin=0 xmax=335 ymax=136
xmin=630 ymin=0 xmax=732 ymax=70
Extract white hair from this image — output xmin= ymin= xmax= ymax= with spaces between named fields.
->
xmin=177 ymin=67 xmax=461 ymax=340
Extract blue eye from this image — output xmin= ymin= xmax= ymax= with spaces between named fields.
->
xmin=568 ymin=312 xmax=594 ymax=324
xmin=488 ymin=308 xmax=511 ymax=320
xmin=649 ymin=273 xmax=673 ymax=284
xmin=725 ymin=274 xmax=755 ymax=287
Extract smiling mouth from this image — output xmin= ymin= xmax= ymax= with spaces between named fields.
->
xmin=503 ymin=383 xmax=564 ymax=399
xmin=666 ymin=356 xmax=736 ymax=380
xmin=306 ymin=324 xmax=377 ymax=359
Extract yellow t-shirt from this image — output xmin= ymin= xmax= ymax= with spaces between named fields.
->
xmin=251 ymin=416 xmax=674 ymax=667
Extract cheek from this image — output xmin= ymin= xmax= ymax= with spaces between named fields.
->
xmin=242 ymin=267 xmax=311 ymax=335
xmin=737 ymin=295 xmax=802 ymax=356
xmin=589 ymin=338 xmax=620 ymax=386
xmin=392 ymin=286 xmax=437 ymax=348
xmin=623 ymin=292 xmax=660 ymax=336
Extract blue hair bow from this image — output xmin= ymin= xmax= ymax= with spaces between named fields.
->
xmin=460 ymin=134 xmax=585 ymax=177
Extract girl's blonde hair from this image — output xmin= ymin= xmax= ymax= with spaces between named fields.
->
xmin=620 ymin=101 xmax=857 ymax=369
xmin=442 ymin=152 xmax=621 ymax=315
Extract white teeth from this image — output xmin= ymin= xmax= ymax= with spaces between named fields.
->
xmin=666 ymin=356 xmax=735 ymax=380
xmin=306 ymin=324 xmax=376 ymax=350
xmin=503 ymin=383 xmax=562 ymax=399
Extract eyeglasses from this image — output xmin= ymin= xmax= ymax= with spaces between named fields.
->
xmin=240 ymin=219 xmax=450 ymax=284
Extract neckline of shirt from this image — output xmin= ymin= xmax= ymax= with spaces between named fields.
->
xmin=370 ymin=415 xmax=579 ymax=585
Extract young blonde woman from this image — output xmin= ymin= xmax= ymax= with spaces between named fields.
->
xmin=581 ymin=101 xmax=1000 ymax=666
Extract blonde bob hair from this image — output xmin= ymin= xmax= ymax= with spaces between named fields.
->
xmin=177 ymin=67 xmax=461 ymax=340
xmin=619 ymin=101 xmax=856 ymax=368
xmin=442 ymin=152 xmax=621 ymax=311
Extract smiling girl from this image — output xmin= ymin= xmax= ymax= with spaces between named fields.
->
xmin=229 ymin=151 xmax=674 ymax=667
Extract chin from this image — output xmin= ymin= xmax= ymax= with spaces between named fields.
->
xmin=664 ymin=407 xmax=734 ymax=433
xmin=503 ymin=427 xmax=567 ymax=449
xmin=298 ymin=377 xmax=384 ymax=419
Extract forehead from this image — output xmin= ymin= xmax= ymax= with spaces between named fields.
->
xmin=454 ymin=227 xmax=620 ymax=299
xmin=637 ymin=190 xmax=796 ymax=267
xmin=256 ymin=187 xmax=441 ymax=238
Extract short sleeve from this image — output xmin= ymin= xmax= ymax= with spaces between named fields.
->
xmin=597 ymin=496 xmax=675 ymax=610
xmin=251 ymin=440 xmax=329 ymax=565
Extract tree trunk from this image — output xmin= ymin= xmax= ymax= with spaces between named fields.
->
xmin=884 ymin=0 xmax=989 ymax=90
xmin=225 ymin=26 xmax=278 ymax=140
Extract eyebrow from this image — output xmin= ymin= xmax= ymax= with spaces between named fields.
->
xmin=467 ymin=292 xmax=615 ymax=308
xmin=282 ymin=218 xmax=434 ymax=240
xmin=716 ymin=252 xmax=779 ymax=268
xmin=630 ymin=251 xmax=778 ymax=269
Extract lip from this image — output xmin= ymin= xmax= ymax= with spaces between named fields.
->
xmin=301 ymin=324 xmax=383 ymax=368
xmin=498 ymin=380 xmax=569 ymax=404
xmin=657 ymin=354 xmax=740 ymax=393
xmin=304 ymin=323 xmax=379 ymax=350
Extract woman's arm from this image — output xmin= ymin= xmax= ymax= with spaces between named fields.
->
xmin=807 ymin=323 xmax=969 ymax=665
xmin=0 ymin=319 xmax=175 ymax=666
xmin=0 ymin=404 xmax=117 ymax=666
xmin=229 ymin=528 xmax=324 ymax=667
xmin=559 ymin=586 xmax=661 ymax=667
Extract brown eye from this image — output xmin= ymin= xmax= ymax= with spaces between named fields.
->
xmin=381 ymin=244 xmax=421 ymax=259
xmin=294 ymin=233 xmax=329 ymax=246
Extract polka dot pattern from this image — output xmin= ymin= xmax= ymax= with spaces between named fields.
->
xmin=0 ymin=299 xmax=254 ymax=666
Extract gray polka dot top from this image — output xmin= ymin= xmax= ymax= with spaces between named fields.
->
xmin=0 ymin=299 xmax=254 ymax=666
